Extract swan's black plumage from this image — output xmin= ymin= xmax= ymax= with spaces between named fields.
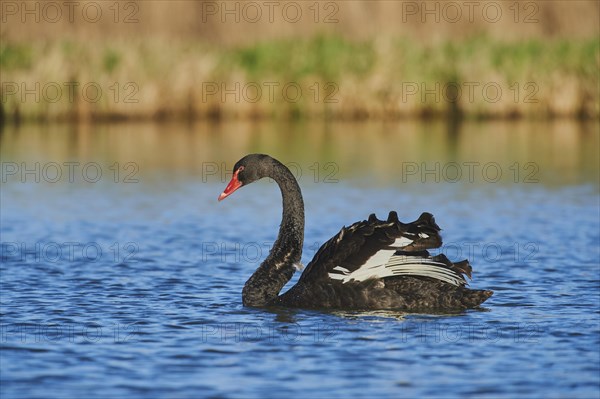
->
xmin=278 ymin=213 xmax=490 ymax=310
xmin=219 ymin=154 xmax=493 ymax=311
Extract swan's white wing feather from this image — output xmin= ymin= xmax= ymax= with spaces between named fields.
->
xmin=328 ymin=254 xmax=465 ymax=286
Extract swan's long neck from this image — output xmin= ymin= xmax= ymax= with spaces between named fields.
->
xmin=242 ymin=160 xmax=304 ymax=306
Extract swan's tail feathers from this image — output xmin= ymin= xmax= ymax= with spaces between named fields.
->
xmin=461 ymin=289 xmax=494 ymax=307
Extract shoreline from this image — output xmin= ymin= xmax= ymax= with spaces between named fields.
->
xmin=2 ymin=35 xmax=598 ymax=123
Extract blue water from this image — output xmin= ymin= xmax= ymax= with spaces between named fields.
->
xmin=1 ymin=122 xmax=599 ymax=398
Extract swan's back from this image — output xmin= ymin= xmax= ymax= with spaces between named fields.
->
xmin=277 ymin=212 xmax=493 ymax=310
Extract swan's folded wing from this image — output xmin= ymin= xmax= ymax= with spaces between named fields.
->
xmin=299 ymin=212 xmax=469 ymax=287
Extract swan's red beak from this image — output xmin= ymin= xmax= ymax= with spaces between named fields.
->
xmin=218 ymin=169 xmax=243 ymax=201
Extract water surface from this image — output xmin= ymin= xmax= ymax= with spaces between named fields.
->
xmin=1 ymin=121 xmax=599 ymax=398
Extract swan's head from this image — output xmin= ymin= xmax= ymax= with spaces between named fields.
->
xmin=218 ymin=154 xmax=272 ymax=201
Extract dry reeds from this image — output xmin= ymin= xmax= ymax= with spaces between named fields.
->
xmin=1 ymin=35 xmax=598 ymax=122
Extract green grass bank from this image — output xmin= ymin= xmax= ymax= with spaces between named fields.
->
xmin=1 ymin=35 xmax=598 ymax=122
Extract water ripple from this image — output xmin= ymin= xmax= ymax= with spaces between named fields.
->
xmin=1 ymin=178 xmax=599 ymax=399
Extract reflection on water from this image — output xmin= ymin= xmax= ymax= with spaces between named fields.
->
xmin=1 ymin=120 xmax=598 ymax=187
xmin=1 ymin=120 xmax=599 ymax=399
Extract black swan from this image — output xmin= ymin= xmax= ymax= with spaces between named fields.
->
xmin=218 ymin=154 xmax=493 ymax=311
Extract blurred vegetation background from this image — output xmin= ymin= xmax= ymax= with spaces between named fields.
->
xmin=1 ymin=0 xmax=598 ymax=121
